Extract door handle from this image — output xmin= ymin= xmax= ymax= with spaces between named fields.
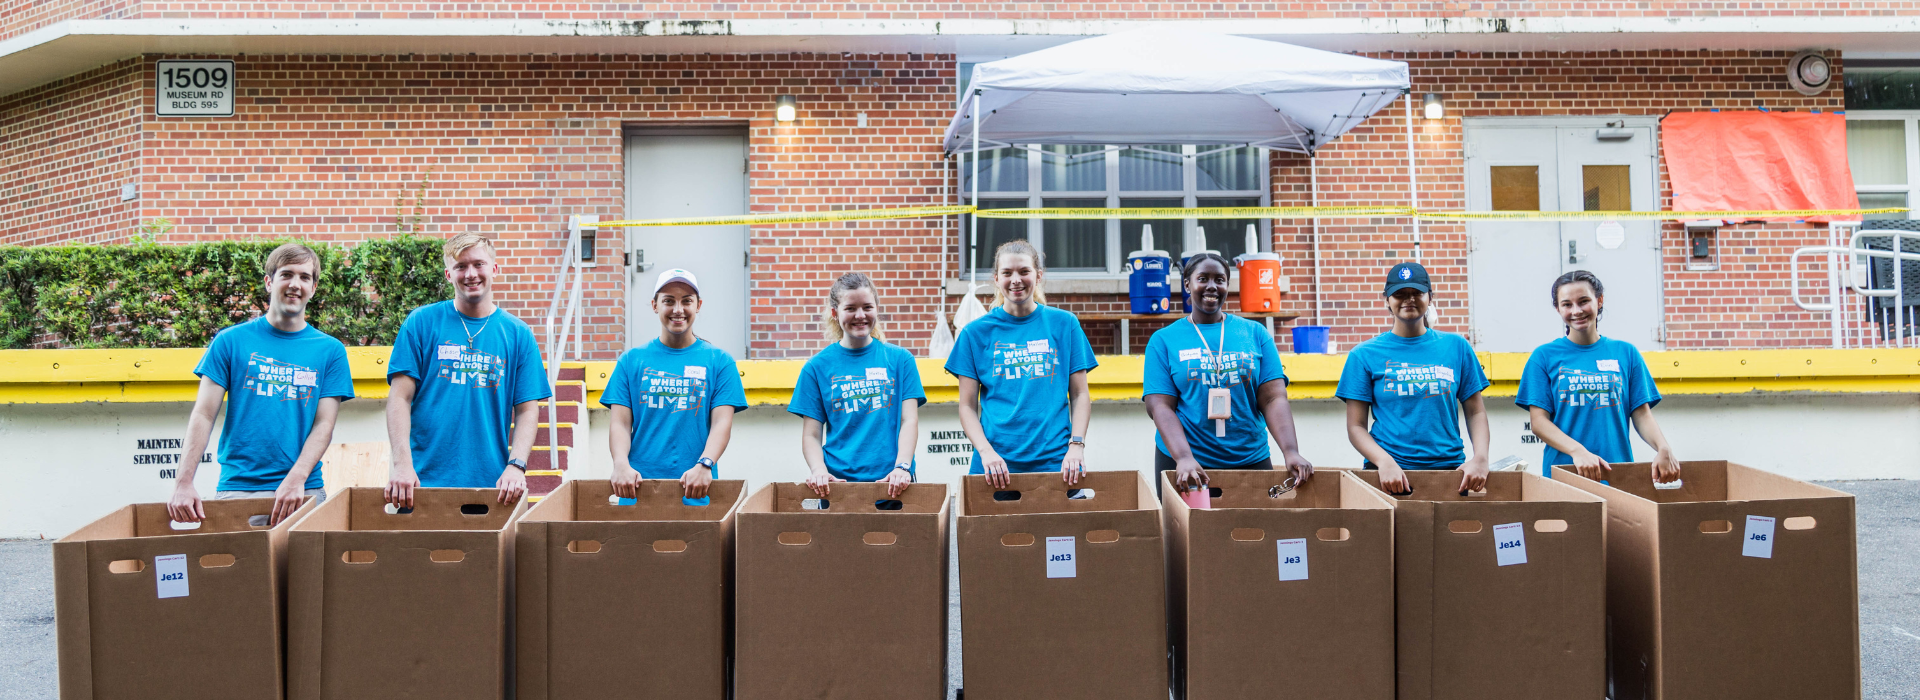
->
xmin=633 ymin=249 xmax=656 ymax=273
xmin=1568 ymin=241 xmax=1588 ymax=265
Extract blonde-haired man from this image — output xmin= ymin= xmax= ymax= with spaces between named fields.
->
xmin=385 ymin=233 xmax=552 ymax=507
xmin=168 ymin=243 xmax=354 ymax=526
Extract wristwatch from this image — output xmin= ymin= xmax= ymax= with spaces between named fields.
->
xmin=1068 ymin=436 xmax=1087 ymax=447
xmin=505 ymin=457 xmax=527 ymax=472
xmin=695 ymin=457 xmax=717 ymax=471
xmin=892 ymin=463 xmax=913 ymax=475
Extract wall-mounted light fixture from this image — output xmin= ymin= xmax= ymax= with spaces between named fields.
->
xmin=775 ymin=95 xmax=797 ymax=123
xmin=1422 ymin=93 xmax=1445 ymax=120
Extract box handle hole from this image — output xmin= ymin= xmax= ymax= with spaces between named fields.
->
xmin=873 ymin=499 xmax=904 ymax=511
xmin=1208 ymin=487 xmax=1223 ymax=498
xmin=863 ymin=532 xmax=898 ymax=546
xmin=992 ymin=490 xmax=1022 ymax=502
xmin=459 ymin=504 xmax=490 ymax=515
xmin=198 ymin=553 xmax=236 ymax=568
xmin=1068 ymin=488 xmax=1095 ymax=500
xmin=1317 ymin=527 xmax=1351 ymax=541
xmin=168 ymin=520 xmax=201 ymax=531
xmin=567 ymin=540 xmax=602 ymax=554
xmin=1087 ymin=529 xmax=1120 ymax=543
xmin=108 ymin=559 xmax=145 ymax=574
xmin=1699 ymin=520 xmax=1733 ymax=534
xmin=429 ymin=549 xmax=465 ymax=563
xmin=1230 ymin=528 xmax=1265 ymax=542
xmin=801 ymin=499 xmax=830 ymax=510
xmin=1534 ymin=519 xmax=1569 ymax=533
xmin=1783 ymin=516 xmax=1817 ymax=531
xmin=247 ymin=515 xmax=272 ymax=528
xmin=342 ymin=550 xmax=377 ymax=564
xmin=1448 ymin=520 xmax=1484 ymax=534
xmin=1000 ymin=533 xmax=1035 ymax=547
xmin=777 ymin=532 xmax=812 ymax=546
xmin=383 ymin=504 xmax=413 ymax=515
xmin=653 ymin=539 xmax=688 ymax=553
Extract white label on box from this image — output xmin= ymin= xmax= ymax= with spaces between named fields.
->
xmin=437 ymin=343 xmax=463 ymax=360
xmin=1597 ymin=359 xmax=1621 ymax=372
xmin=1179 ymin=348 xmax=1205 ymax=361
xmin=1027 ymin=339 xmax=1050 ymax=353
xmin=1276 ymin=538 xmax=1309 ymax=581
xmin=154 ymin=554 xmax=189 ymax=598
xmin=1493 ymin=522 xmax=1528 ymax=566
xmin=1435 ymin=366 xmax=1455 ymax=383
xmin=865 ymin=367 xmax=888 ymax=381
xmin=684 ymin=366 xmax=706 ymax=380
xmin=292 ymin=370 xmax=317 ymax=387
xmin=1743 ymin=515 xmax=1776 ymax=559
xmin=1045 ymin=536 xmax=1076 ymax=578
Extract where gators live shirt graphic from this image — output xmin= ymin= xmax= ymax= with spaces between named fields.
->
xmin=435 ymin=343 xmax=504 ymax=389
xmin=1552 ymin=367 xmax=1621 ymax=409
xmin=827 ymin=369 xmax=895 ymax=415
xmin=243 ymin=353 xmax=319 ymax=400
xmin=638 ymin=366 xmax=707 ymax=413
xmin=1382 ymin=361 xmax=1457 ymax=398
xmin=990 ymin=339 xmax=1058 ymax=381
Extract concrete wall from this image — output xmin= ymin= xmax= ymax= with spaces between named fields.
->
xmin=7 ymin=393 xmax=1916 ymax=539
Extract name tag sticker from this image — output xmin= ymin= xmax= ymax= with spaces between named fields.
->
xmin=1179 ymin=348 xmax=1205 ymax=361
xmin=155 ymin=554 xmax=189 ymax=599
xmin=437 ymin=344 xmax=462 ymax=360
xmin=1493 ymin=522 xmax=1528 ymax=566
xmin=1045 ymin=536 xmax=1077 ymax=579
xmin=292 ymin=370 xmax=318 ymax=387
xmin=1743 ymin=515 xmax=1776 ymax=559
xmin=1276 ymin=538 xmax=1309 ymax=581
xmin=684 ymin=366 xmax=707 ymax=380
xmin=1597 ymin=359 xmax=1621 ymax=372
xmin=1435 ymin=366 xmax=1456 ymax=383
xmin=866 ymin=367 xmax=888 ymax=381
xmin=1027 ymin=339 xmax=1051 ymax=353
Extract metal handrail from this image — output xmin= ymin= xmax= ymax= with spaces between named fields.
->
xmin=1790 ymin=243 xmax=1920 ymax=312
xmin=540 ymin=216 xmax=593 ymax=469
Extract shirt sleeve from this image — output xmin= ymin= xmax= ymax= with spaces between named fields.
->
xmin=944 ymin=323 xmax=981 ymax=381
xmin=1255 ymin=321 xmax=1286 ymax=387
xmin=1514 ymin=349 xmax=1554 ymax=411
xmin=1141 ymin=329 xmax=1177 ymax=399
xmin=599 ymin=353 xmax=633 ymax=409
xmin=786 ymin=358 xmax=828 ymax=422
xmin=1624 ymin=346 xmax=1662 ymax=412
xmin=321 ymin=341 xmax=356 ymax=400
xmin=1060 ymin=311 xmax=1100 ymax=375
xmin=711 ymin=353 xmax=749 ymax=412
xmin=386 ymin=309 xmax=425 ymax=383
xmin=509 ymin=325 xmax=555 ymax=406
xmin=1333 ymin=346 xmax=1374 ymax=403
xmin=194 ymin=328 xmax=234 ymax=389
xmin=1456 ymin=336 xmax=1492 ymax=400
xmin=898 ymin=351 xmax=927 ymax=406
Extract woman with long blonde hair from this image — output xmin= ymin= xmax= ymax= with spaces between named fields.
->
xmin=790 ymin=272 xmax=926 ymax=497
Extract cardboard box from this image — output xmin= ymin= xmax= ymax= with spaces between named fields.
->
xmin=1354 ymin=470 xmax=1606 ymax=700
xmin=56 ymin=497 xmax=315 ymax=700
xmin=1164 ymin=470 xmax=1395 ymax=700
xmin=734 ymin=481 xmax=950 ymax=699
xmin=516 ymin=479 xmax=745 ymax=700
xmin=287 ymin=488 xmax=524 ymax=700
xmin=1555 ymin=461 xmax=1860 ymax=700
xmin=956 ymin=471 xmax=1167 ymax=700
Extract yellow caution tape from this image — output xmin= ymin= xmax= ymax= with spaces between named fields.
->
xmin=592 ymin=205 xmax=973 ymax=228
xmin=591 ymin=205 xmax=1908 ymax=227
xmin=975 ymin=206 xmax=1419 ymax=219
xmin=1417 ymin=208 xmax=1910 ymax=221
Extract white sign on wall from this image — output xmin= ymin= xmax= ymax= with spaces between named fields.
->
xmin=156 ymin=60 xmax=235 ymax=117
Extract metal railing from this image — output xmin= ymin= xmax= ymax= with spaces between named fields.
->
xmin=1792 ymin=223 xmax=1920 ymax=349
xmin=540 ymin=215 xmax=593 ymax=460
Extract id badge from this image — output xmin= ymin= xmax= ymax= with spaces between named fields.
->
xmin=1206 ymin=387 xmax=1232 ymax=420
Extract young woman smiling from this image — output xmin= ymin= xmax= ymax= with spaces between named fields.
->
xmin=790 ymin=272 xmax=927 ymax=498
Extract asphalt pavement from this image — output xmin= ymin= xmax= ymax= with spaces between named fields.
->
xmin=4 ymin=479 xmax=1914 ymax=698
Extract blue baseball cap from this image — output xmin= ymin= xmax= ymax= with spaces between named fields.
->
xmin=1383 ymin=262 xmax=1431 ymax=296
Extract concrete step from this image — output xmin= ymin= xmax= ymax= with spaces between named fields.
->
xmin=536 ymin=402 xmax=580 ymax=424
xmin=528 ymin=446 xmax=569 ymax=471
xmin=531 ymin=425 xmax=575 ymax=448
xmin=552 ymin=382 xmax=586 ymax=403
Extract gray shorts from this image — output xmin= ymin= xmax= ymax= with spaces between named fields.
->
xmin=215 ymin=489 xmax=328 ymax=503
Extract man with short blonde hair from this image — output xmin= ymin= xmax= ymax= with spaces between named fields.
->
xmin=168 ymin=243 xmax=354 ymax=526
xmin=386 ymin=233 xmax=551 ymax=508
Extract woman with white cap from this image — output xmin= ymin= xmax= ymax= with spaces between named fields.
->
xmin=600 ymin=268 xmax=749 ymax=503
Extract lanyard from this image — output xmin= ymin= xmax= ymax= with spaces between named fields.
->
xmin=1189 ymin=317 xmax=1230 ymax=381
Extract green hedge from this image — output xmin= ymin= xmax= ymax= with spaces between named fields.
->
xmin=0 ymin=237 xmax=450 ymax=349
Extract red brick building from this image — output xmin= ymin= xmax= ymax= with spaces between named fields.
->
xmin=5 ymin=9 xmax=1918 ymax=359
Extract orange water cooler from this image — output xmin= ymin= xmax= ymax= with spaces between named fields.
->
xmin=1236 ymin=251 xmax=1283 ymax=312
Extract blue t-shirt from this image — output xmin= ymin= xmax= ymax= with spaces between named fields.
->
xmin=1334 ymin=329 xmax=1491 ymax=470
xmin=788 ymin=340 xmax=928 ymax=482
xmin=194 ymin=318 xmax=355 ymax=492
xmin=1515 ymin=336 xmax=1662 ymax=474
xmin=599 ymin=338 xmax=749 ymax=480
xmin=944 ymin=305 xmax=1099 ymax=471
xmin=1142 ymin=316 xmax=1287 ymax=468
xmin=387 ymin=302 xmax=552 ymax=488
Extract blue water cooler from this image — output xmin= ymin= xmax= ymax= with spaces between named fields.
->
xmin=1127 ymin=250 xmax=1171 ymax=314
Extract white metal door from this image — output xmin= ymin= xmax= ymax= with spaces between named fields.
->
xmin=1466 ymin=127 xmax=1565 ymax=352
xmin=1466 ymin=119 xmax=1664 ymax=353
xmin=624 ymin=131 xmax=749 ymax=356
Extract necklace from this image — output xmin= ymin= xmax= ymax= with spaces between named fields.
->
xmin=460 ymin=310 xmax=492 ymax=348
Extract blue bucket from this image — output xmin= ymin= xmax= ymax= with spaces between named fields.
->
xmin=1291 ymin=325 xmax=1330 ymax=354
xmin=1127 ymin=252 xmax=1171 ymax=314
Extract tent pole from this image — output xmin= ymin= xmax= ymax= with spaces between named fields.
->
xmin=1311 ymin=153 xmax=1323 ymax=327
xmin=1405 ymin=91 xmax=1421 ymax=261
xmin=971 ymin=91 xmax=981 ymax=291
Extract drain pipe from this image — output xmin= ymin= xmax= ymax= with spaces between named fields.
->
xmin=1405 ymin=90 xmax=1420 ymax=261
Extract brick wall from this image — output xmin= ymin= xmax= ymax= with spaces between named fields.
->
xmin=0 ymin=48 xmax=1868 ymax=356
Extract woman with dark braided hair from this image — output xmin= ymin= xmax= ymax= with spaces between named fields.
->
xmin=1142 ymin=252 xmax=1313 ymax=498
xmin=1516 ymin=270 xmax=1681 ymax=482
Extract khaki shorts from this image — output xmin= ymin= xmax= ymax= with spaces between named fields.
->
xmin=214 ymin=488 xmax=328 ymax=502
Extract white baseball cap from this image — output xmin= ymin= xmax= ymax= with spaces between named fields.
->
xmin=652 ymin=268 xmax=701 ymax=295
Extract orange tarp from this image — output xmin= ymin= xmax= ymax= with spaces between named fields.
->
xmin=1663 ymin=111 xmax=1860 ymax=222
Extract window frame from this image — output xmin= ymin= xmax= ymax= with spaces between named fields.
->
xmin=1845 ymin=111 xmax=1920 ymax=220
xmin=957 ymin=143 xmax=1273 ymax=277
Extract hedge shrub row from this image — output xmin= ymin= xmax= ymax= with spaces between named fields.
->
xmin=0 ymin=237 xmax=450 ymax=349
